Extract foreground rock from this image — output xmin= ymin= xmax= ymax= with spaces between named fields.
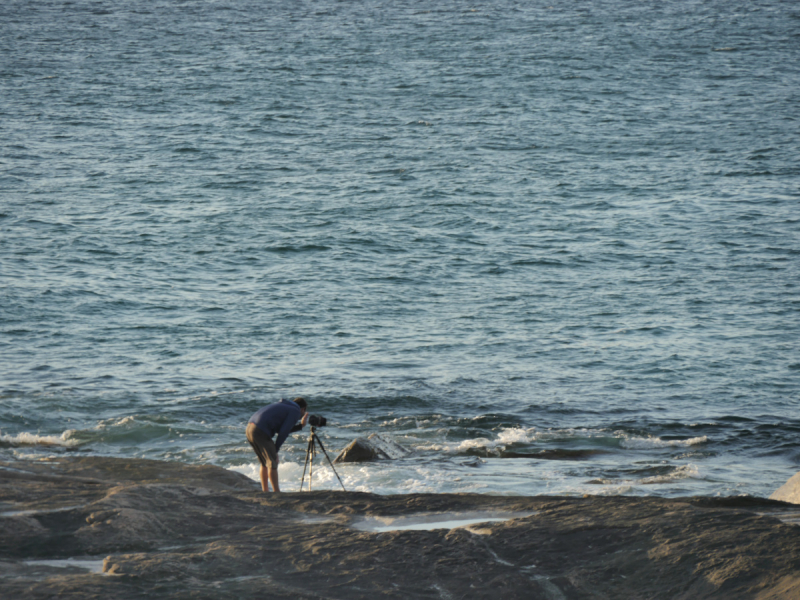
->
xmin=1 ymin=457 xmax=799 ymax=599
xmin=771 ymin=472 xmax=800 ymax=505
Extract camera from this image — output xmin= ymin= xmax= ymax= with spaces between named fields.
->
xmin=307 ymin=414 xmax=327 ymax=427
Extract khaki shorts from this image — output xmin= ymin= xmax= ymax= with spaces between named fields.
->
xmin=246 ymin=422 xmax=278 ymax=468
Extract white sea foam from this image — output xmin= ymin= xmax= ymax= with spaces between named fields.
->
xmin=585 ymin=464 xmax=704 ymax=489
xmin=586 ymin=484 xmax=635 ymax=496
xmin=639 ymin=464 xmax=703 ymax=484
xmin=417 ymin=427 xmax=537 ymax=454
xmin=96 ymin=416 xmax=136 ymax=429
xmin=229 ymin=460 xmax=348 ymax=492
xmin=0 ymin=431 xmax=78 ymax=447
xmin=497 ymin=427 xmax=534 ymax=444
xmin=227 ymin=462 xmax=261 ymax=483
xmin=455 ymin=437 xmax=496 ymax=451
xmin=228 ymin=459 xmax=489 ymax=495
xmin=620 ymin=436 xmax=708 ymax=449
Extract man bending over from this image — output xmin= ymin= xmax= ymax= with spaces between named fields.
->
xmin=246 ymin=397 xmax=309 ymax=492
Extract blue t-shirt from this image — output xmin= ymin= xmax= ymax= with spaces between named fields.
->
xmin=249 ymin=399 xmax=303 ymax=451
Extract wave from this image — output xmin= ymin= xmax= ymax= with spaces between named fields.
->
xmin=502 ymin=449 xmax=608 ymax=460
xmin=96 ymin=416 xmax=138 ymax=428
xmin=639 ymin=464 xmax=703 ymax=484
xmin=0 ymin=430 xmax=78 ymax=448
xmin=620 ymin=436 xmax=708 ymax=449
xmin=415 ymin=428 xmax=709 ymax=457
xmin=587 ymin=464 xmax=704 ymax=487
xmin=416 ymin=427 xmax=537 ymax=454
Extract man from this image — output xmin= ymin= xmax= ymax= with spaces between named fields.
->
xmin=246 ymin=397 xmax=309 ymax=492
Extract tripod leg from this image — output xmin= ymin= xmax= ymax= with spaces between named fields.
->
xmin=308 ymin=435 xmax=317 ymax=492
xmin=313 ymin=433 xmax=347 ymax=492
xmin=300 ymin=434 xmax=314 ymax=492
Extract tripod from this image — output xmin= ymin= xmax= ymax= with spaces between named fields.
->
xmin=300 ymin=426 xmax=346 ymax=492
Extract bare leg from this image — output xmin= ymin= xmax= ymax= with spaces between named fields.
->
xmin=267 ymin=464 xmax=280 ymax=493
xmin=259 ymin=464 xmax=271 ymax=492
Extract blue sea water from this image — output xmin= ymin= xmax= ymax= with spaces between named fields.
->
xmin=1 ymin=0 xmax=799 ymax=497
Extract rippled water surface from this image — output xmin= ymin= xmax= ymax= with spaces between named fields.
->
xmin=2 ymin=0 xmax=799 ymax=497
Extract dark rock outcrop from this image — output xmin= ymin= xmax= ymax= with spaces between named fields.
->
xmin=333 ymin=433 xmax=410 ymax=463
xmin=2 ymin=456 xmax=800 ymax=599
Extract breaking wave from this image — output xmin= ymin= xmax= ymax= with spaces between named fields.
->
xmin=588 ymin=464 xmax=704 ymax=487
xmin=638 ymin=464 xmax=703 ymax=484
xmin=417 ymin=427 xmax=537 ymax=454
xmin=620 ymin=436 xmax=708 ymax=449
xmin=419 ymin=427 xmax=710 ymax=451
xmin=0 ymin=430 xmax=78 ymax=448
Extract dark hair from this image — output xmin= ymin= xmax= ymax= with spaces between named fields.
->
xmin=292 ymin=397 xmax=307 ymax=411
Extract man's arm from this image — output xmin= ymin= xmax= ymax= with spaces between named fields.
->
xmin=274 ymin=408 xmax=302 ymax=451
xmin=289 ymin=412 xmax=310 ymax=433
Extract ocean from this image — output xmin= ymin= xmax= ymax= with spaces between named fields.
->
xmin=1 ymin=0 xmax=798 ymax=497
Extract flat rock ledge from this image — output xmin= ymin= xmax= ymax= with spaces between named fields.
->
xmin=2 ymin=457 xmax=799 ymax=600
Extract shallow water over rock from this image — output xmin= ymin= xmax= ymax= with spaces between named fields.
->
xmin=350 ymin=511 xmax=536 ymax=532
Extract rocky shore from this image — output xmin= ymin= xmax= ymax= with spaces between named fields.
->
xmin=2 ymin=456 xmax=799 ymax=599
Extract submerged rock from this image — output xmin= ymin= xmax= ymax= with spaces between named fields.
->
xmin=771 ymin=472 xmax=800 ymax=504
xmin=333 ymin=433 xmax=410 ymax=463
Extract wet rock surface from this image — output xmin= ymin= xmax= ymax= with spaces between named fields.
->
xmin=2 ymin=456 xmax=799 ymax=599
xmin=334 ymin=433 xmax=411 ymax=463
